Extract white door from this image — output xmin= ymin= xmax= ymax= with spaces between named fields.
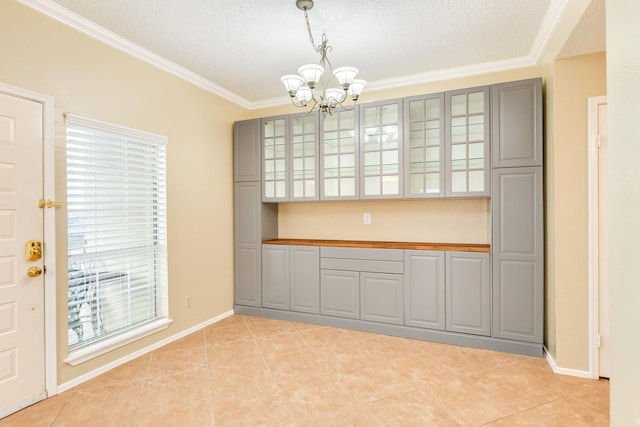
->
xmin=597 ymin=100 xmax=610 ymax=379
xmin=0 ymin=93 xmax=46 ymax=416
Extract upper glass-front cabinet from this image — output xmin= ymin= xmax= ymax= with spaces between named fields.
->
xmin=290 ymin=112 xmax=319 ymax=201
xmin=321 ymin=109 xmax=359 ymax=200
xmin=359 ymin=99 xmax=403 ymax=199
xmin=262 ymin=116 xmax=289 ymax=202
xmin=445 ymin=86 xmax=490 ymax=197
xmin=404 ymin=94 xmax=445 ymax=198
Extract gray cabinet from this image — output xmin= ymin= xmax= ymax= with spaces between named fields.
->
xmin=359 ymin=99 xmax=403 ymax=199
xmin=320 ymin=247 xmax=403 ymax=323
xmin=290 ymin=245 xmax=320 ymax=313
xmin=234 ymin=119 xmax=261 ymax=182
xmin=446 ymin=251 xmax=491 ymax=336
xmin=262 ymin=245 xmax=289 ymax=310
xmin=404 ymin=250 xmax=445 ymax=329
xmin=234 ymin=182 xmax=262 ymax=307
xmin=445 ymin=86 xmax=491 ymax=197
xmin=492 ymin=167 xmax=543 ymax=343
xmin=403 ymin=94 xmax=445 ymax=198
xmin=361 ymin=272 xmax=404 ymax=325
xmin=320 ymin=269 xmax=360 ymax=319
xmin=320 ymin=108 xmax=360 ymax=200
xmin=492 ymin=78 xmax=543 ymax=168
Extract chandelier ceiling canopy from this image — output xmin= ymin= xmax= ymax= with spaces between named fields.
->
xmin=280 ymin=0 xmax=366 ymax=114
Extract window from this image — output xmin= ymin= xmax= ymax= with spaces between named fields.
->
xmin=65 ymin=114 xmax=170 ymax=365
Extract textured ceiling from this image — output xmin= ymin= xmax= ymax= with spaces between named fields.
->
xmin=32 ymin=0 xmax=604 ymax=108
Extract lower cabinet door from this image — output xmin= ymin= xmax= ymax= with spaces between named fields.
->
xmin=290 ymin=246 xmax=320 ymax=313
xmin=404 ymin=250 xmax=445 ymax=329
xmin=262 ymin=245 xmax=290 ymax=310
xmin=361 ymin=272 xmax=404 ymax=325
xmin=445 ymin=251 xmax=491 ymax=336
xmin=320 ymin=270 xmax=360 ymax=319
xmin=235 ymin=245 xmax=261 ymax=307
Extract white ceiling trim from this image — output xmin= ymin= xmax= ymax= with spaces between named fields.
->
xmin=16 ymin=0 xmax=251 ymax=109
xmin=18 ymin=0 xmax=569 ymax=111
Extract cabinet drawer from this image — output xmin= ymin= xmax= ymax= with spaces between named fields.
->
xmin=321 ymin=258 xmax=403 ymax=274
xmin=320 ymin=247 xmax=404 ymax=262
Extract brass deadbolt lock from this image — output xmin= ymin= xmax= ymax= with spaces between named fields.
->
xmin=26 ymin=240 xmax=42 ymax=261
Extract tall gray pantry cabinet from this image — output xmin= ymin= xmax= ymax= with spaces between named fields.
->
xmin=233 ymin=77 xmax=544 ymax=356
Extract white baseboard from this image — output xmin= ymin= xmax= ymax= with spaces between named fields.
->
xmin=57 ymin=309 xmax=235 ymax=393
xmin=544 ymin=346 xmax=592 ymax=378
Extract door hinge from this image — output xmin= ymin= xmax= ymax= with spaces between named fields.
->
xmin=596 ymin=134 xmax=601 ymax=148
xmin=596 ymin=335 xmax=601 ymax=349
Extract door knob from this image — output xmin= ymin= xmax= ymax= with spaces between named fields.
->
xmin=27 ymin=266 xmax=43 ymax=277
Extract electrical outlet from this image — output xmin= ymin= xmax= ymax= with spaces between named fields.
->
xmin=185 ymin=296 xmax=192 ymax=308
xmin=363 ymin=212 xmax=372 ymax=225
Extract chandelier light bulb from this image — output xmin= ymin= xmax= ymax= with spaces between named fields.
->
xmin=333 ymin=66 xmax=359 ymax=89
xmin=298 ymin=64 xmax=324 ymax=89
xmin=348 ymin=79 xmax=367 ymax=100
xmin=295 ymin=86 xmax=313 ymax=106
xmin=325 ymin=88 xmax=346 ymax=106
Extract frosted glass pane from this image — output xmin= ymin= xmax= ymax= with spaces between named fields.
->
xmin=426 ymin=146 xmax=440 ymax=162
xmin=409 ymin=100 xmax=424 ymax=121
xmin=451 ymin=144 xmax=466 ymax=171
xmin=409 ymin=128 xmax=424 ymax=147
xmin=364 ymin=129 xmax=380 ymax=151
xmin=293 ymin=118 xmax=303 ymax=134
xmin=364 ymin=107 xmax=378 ymax=127
xmin=292 ymin=169 xmax=303 ymax=180
xmin=339 ymin=133 xmax=355 ymax=152
xmin=468 ymin=143 xmax=484 ymax=169
xmin=469 ymin=115 xmax=484 ymax=141
xmin=468 ymin=92 xmax=484 ymax=114
xmin=341 ymin=178 xmax=355 ymax=196
xmin=264 ymin=145 xmax=274 ymax=159
xmin=274 ymin=119 xmax=286 ymax=136
xmin=264 ymin=121 xmax=275 ymax=137
xmin=275 ymin=159 xmax=286 ymax=172
xmin=264 ymin=160 xmax=274 ymax=180
xmin=382 ymin=176 xmax=398 ymax=195
xmin=324 ymin=155 xmax=338 ymax=169
xmin=324 ymin=115 xmax=337 ymax=131
xmin=364 ymin=152 xmax=380 ymax=174
xmin=365 ymin=176 xmax=380 ymax=195
xmin=304 ymin=141 xmax=315 ymax=156
xmin=275 ymin=181 xmax=286 ymax=198
xmin=382 ymin=125 xmax=398 ymax=149
xmin=304 ymin=179 xmax=315 ymax=197
xmin=304 ymin=157 xmax=314 ymax=171
xmin=265 ymin=181 xmax=275 ymax=198
xmin=381 ymin=104 xmax=398 ymax=124
xmin=274 ymin=143 xmax=285 ymax=158
xmin=451 ymin=94 xmax=466 ymax=116
xmin=425 ymin=98 xmax=440 ymax=119
xmin=469 ymin=170 xmax=484 ymax=192
xmin=292 ymin=143 xmax=303 ymax=158
xmin=293 ymin=180 xmax=303 ymax=198
xmin=340 ymin=111 xmax=354 ymax=128
xmin=410 ymin=147 xmax=425 ymax=164
xmin=410 ymin=174 xmax=424 ymax=194
xmin=425 ymin=173 xmax=439 ymax=193
xmin=324 ymin=179 xmax=338 ymax=196
xmin=382 ymin=150 xmax=398 ymax=166
xmin=451 ymin=117 xmax=467 ymax=143
xmin=451 ymin=171 xmax=467 ymax=192
xmin=340 ymin=154 xmax=355 ymax=168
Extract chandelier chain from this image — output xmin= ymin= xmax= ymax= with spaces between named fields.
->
xmin=303 ymin=8 xmax=319 ymax=54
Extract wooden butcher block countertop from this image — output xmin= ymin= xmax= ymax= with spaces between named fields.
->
xmin=262 ymin=239 xmax=490 ymax=253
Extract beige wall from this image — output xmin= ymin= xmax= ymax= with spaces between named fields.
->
xmin=607 ymin=0 xmax=640 ymax=422
xmin=552 ymin=52 xmax=607 ymax=370
xmin=0 ymin=1 xmax=250 ymax=384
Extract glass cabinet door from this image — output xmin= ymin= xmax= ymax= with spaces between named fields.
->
xmin=359 ymin=99 xmax=403 ymax=199
xmin=404 ymin=94 xmax=444 ymax=198
xmin=262 ymin=116 xmax=288 ymax=202
xmin=320 ymin=109 xmax=359 ymax=200
xmin=290 ymin=113 xmax=319 ymax=201
xmin=445 ymin=86 xmax=490 ymax=197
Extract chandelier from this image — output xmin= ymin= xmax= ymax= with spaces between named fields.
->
xmin=280 ymin=0 xmax=366 ymax=114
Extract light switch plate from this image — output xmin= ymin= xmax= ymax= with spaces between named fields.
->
xmin=363 ymin=212 xmax=372 ymax=225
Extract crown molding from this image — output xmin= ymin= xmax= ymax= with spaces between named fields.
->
xmin=529 ymin=0 xmax=571 ymax=63
xmin=16 ymin=0 xmax=252 ymax=109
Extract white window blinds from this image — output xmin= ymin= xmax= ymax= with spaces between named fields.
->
xmin=65 ymin=113 xmax=168 ymax=356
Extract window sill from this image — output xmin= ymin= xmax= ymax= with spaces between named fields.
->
xmin=65 ymin=318 xmax=173 ymax=366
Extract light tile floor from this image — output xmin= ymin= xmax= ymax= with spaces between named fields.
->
xmin=1 ymin=315 xmax=610 ymax=426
